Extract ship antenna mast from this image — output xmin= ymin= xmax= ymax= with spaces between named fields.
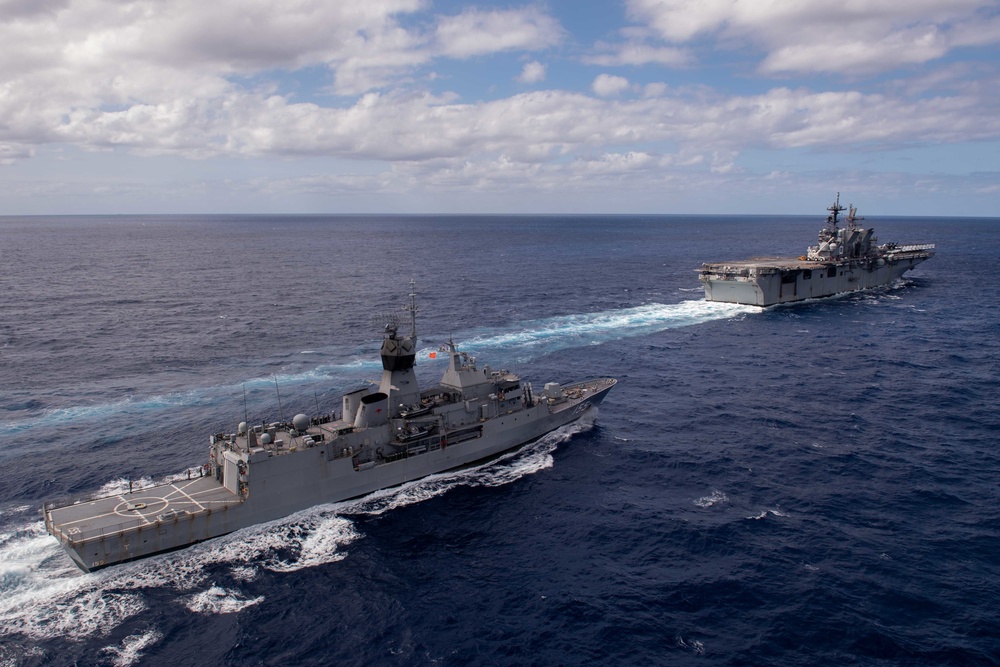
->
xmin=274 ymin=376 xmax=285 ymax=424
xmin=846 ymin=204 xmax=863 ymax=230
xmin=405 ymin=279 xmax=417 ymax=340
xmin=827 ymin=192 xmax=846 ymax=229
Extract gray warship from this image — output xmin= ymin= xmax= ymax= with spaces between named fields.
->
xmin=44 ymin=287 xmax=616 ymax=572
xmin=698 ymin=194 xmax=935 ymax=306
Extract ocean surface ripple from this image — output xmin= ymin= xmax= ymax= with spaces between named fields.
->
xmin=1 ymin=214 xmax=998 ymax=666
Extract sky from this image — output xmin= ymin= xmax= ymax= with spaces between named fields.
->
xmin=1 ymin=0 xmax=999 ymax=216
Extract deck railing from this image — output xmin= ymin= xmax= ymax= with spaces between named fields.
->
xmin=892 ymin=244 xmax=936 ymax=253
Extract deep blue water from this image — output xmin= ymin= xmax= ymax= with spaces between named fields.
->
xmin=1 ymin=213 xmax=998 ymax=666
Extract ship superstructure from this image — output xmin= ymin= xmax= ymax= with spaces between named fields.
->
xmin=698 ymin=194 xmax=935 ymax=306
xmin=44 ymin=286 xmax=616 ymax=572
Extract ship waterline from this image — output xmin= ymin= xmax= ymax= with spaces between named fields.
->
xmin=698 ymin=195 xmax=934 ymax=307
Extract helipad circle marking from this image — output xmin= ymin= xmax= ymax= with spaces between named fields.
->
xmin=114 ymin=497 xmax=168 ymax=517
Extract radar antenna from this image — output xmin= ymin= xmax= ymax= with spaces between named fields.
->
xmin=373 ymin=281 xmax=417 ymax=340
xmin=846 ymin=204 xmax=864 ymax=230
xmin=373 ymin=313 xmax=401 ymax=337
xmin=827 ymin=192 xmax=846 ymax=229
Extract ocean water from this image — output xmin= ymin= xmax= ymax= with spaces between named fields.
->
xmin=0 ymin=213 xmax=998 ymax=666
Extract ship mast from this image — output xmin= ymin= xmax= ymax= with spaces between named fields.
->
xmin=846 ymin=204 xmax=863 ymax=231
xmin=405 ymin=279 xmax=417 ymax=340
xmin=827 ymin=192 xmax=846 ymax=229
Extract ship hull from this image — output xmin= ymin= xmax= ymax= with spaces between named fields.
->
xmin=699 ymin=252 xmax=931 ymax=307
xmin=45 ymin=379 xmax=614 ymax=572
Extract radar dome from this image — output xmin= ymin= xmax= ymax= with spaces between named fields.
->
xmin=292 ymin=414 xmax=310 ymax=431
xmin=260 ymin=432 xmax=272 ymax=445
xmin=238 ymin=421 xmax=248 ymax=435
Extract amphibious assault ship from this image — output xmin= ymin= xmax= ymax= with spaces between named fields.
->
xmin=44 ymin=287 xmax=616 ymax=572
xmin=698 ymin=194 xmax=935 ymax=306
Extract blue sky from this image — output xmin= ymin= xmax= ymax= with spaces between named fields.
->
xmin=1 ymin=0 xmax=998 ymax=216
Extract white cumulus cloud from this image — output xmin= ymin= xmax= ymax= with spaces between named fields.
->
xmin=433 ymin=8 xmax=563 ymax=58
xmin=625 ymin=0 xmax=998 ymax=75
xmin=0 ymin=0 xmax=998 ymax=214
xmin=518 ymin=61 xmax=547 ymax=83
xmin=592 ymin=74 xmax=631 ymax=97
xmin=583 ymin=41 xmax=690 ymax=67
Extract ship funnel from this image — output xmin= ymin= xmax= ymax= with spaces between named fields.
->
xmin=342 ymin=387 xmax=371 ymax=424
xmin=354 ymin=392 xmax=389 ymax=428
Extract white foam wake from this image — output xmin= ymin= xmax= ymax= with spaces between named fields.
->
xmin=694 ymin=490 xmax=729 ymax=508
xmin=344 ymin=415 xmax=594 ymax=517
xmin=101 ymin=629 xmax=162 ymax=667
xmin=0 ymin=420 xmax=594 ymax=646
xmin=0 ymin=520 xmax=145 ymax=642
xmin=0 ymin=299 xmax=752 ymax=437
xmin=185 ymin=586 xmax=263 ymax=614
xmin=459 ymin=300 xmax=756 ymax=360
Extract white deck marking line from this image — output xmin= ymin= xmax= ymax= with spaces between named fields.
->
xmin=184 ymin=492 xmax=238 ymax=504
xmin=170 ymin=483 xmax=207 ymax=512
xmin=170 ymin=479 xmax=239 ymax=506
xmin=58 ymin=505 xmax=147 ymax=529
xmin=175 ymin=479 xmax=202 ymax=492
xmin=188 ymin=488 xmax=239 ymax=501
xmin=51 ymin=480 xmax=237 ymax=532
xmin=161 ymin=487 xmax=185 ymax=501
xmin=116 ymin=494 xmax=154 ymax=526
xmin=186 ymin=484 xmax=227 ymax=496
xmin=55 ymin=496 xmax=149 ymax=525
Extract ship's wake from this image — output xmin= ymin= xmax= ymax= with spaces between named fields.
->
xmin=0 ymin=300 xmax=752 ymax=438
xmin=456 ymin=300 xmax=756 ymax=361
xmin=0 ymin=418 xmax=596 ymax=658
